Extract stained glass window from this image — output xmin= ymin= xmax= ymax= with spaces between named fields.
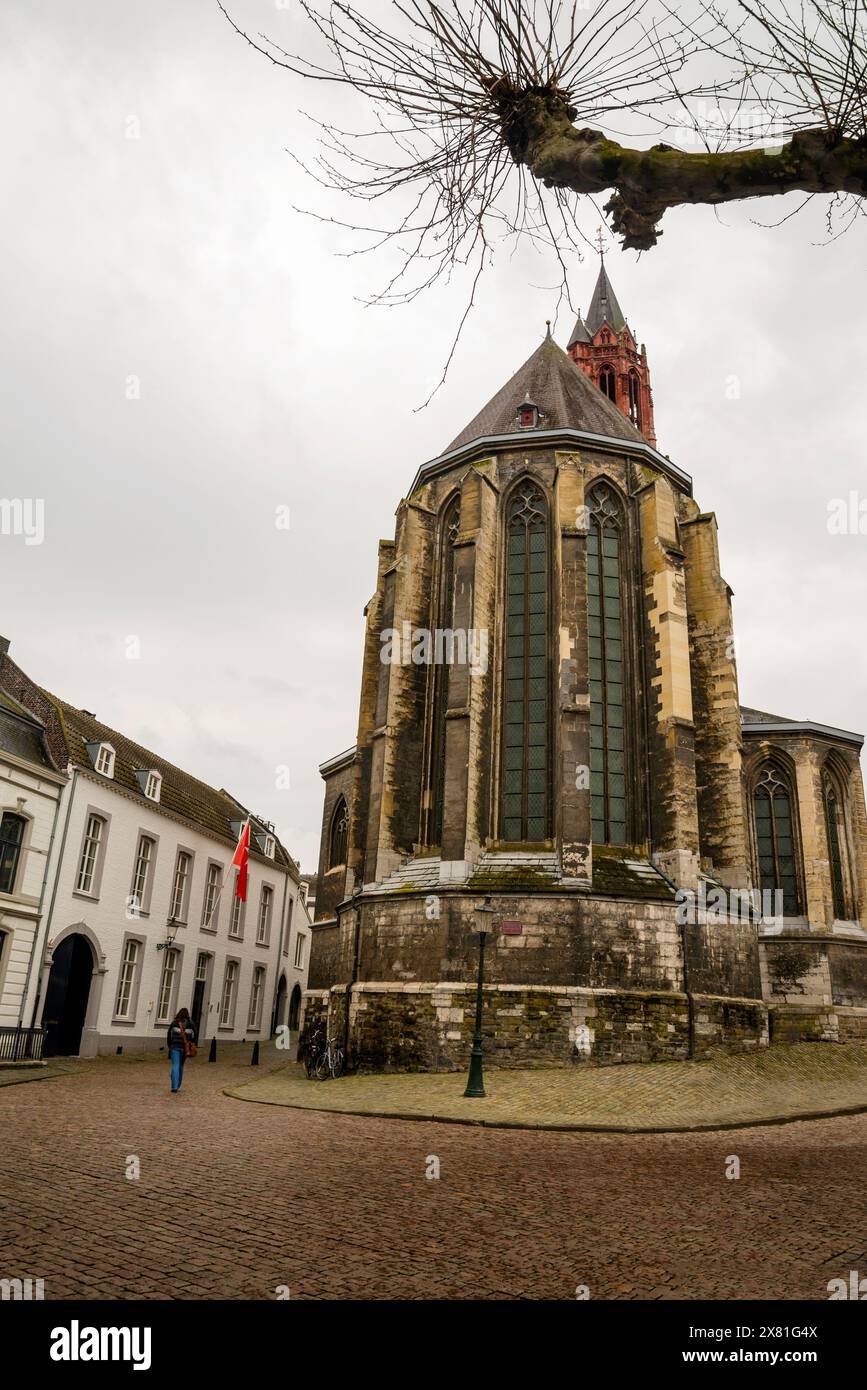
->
xmin=824 ymin=783 xmax=847 ymax=920
xmin=502 ymin=482 xmax=549 ymax=842
xmin=429 ymin=495 xmax=460 ymax=845
xmin=754 ymin=767 xmax=800 ymax=913
xmin=587 ymin=482 xmax=627 ymax=846
xmin=329 ymin=797 xmax=349 ymax=869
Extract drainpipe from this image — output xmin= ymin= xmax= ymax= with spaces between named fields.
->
xmin=270 ymin=868 xmax=290 ymax=1034
xmin=28 ymin=767 xmax=78 ymax=1028
xmin=343 ymin=890 xmax=362 ymax=1067
xmin=653 ymin=855 xmax=695 ymax=1059
xmin=631 ymin=484 xmax=694 ymax=1059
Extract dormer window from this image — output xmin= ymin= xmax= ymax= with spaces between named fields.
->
xmin=93 ymin=743 xmax=115 ymax=778
xmin=134 ymin=767 xmax=162 ymax=802
xmin=516 ymin=394 xmax=540 ymax=430
xmin=600 ymin=328 xmax=611 ymax=344
xmin=253 ymin=828 xmax=277 ymax=858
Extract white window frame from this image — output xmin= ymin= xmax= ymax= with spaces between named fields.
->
xmin=219 ymin=959 xmax=239 ymax=1028
xmin=202 ymin=862 xmax=222 ymax=929
xmin=256 ymin=885 xmax=273 ymax=946
xmin=248 ymin=964 xmax=266 ymax=1029
xmin=156 ymin=947 xmax=180 ymax=1023
xmin=294 ymin=933 xmax=306 ymax=970
xmin=94 ymin=743 xmax=115 ymax=777
xmin=170 ymin=850 xmax=192 ymax=922
xmin=229 ymin=871 xmax=244 ymax=939
xmin=76 ymin=814 xmax=105 ymax=894
xmin=144 ymin=770 xmax=162 ymax=802
xmin=115 ymin=938 xmax=140 ymax=1018
xmin=130 ymin=834 xmax=155 ymax=913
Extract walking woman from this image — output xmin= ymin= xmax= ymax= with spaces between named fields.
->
xmin=167 ymin=1006 xmax=197 ymax=1093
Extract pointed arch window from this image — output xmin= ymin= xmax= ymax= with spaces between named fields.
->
xmin=502 ymin=482 xmax=549 ymax=842
xmin=428 ymin=495 xmax=461 ymax=845
xmin=328 ymin=796 xmax=349 ymax=870
xmin=599 ymin=365 xmax=616 ymax=402
xmin=824 ymin=780 xmax=848 ymax=919
xmin=628 ymin=371 xmax=641 ymax=428
xmin=753 ymin=766 xmax=801 ymax=913
xmin=587 ymin=482 xmax=626 ymax=845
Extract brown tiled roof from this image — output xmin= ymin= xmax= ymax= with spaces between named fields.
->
xmin=42 ymin=691 xmax=296 ymax=874
xmin=444 ymin=333 xmax=645 ymax=454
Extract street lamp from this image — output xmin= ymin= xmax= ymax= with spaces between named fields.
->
xmin=156 ymin=917 xmax=180 ymax=952
xmin=463 ymin=896 xmax=497 ymax=1099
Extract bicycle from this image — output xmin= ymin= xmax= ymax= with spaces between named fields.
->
xmin=303 ymin=1027 xmax=345 ymax=1080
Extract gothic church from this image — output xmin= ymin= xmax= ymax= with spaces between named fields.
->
xmin=305 ymin=262 xmax=867 ymax=1069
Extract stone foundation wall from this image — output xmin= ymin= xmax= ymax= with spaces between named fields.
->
xmin=769 ymin=1004 xmax=867 ymax=1045
xmin=760 ymin=932 xmax=867 ymax=1008
xmin=300 ymin=981 xmax=768 ymax=1072
xmin=325 ymin=891 xmax=761 ymax=999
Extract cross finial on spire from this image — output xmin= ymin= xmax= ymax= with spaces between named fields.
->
xmin=594 ymin=225 xmax=608 ymax=260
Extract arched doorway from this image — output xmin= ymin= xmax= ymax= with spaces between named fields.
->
xmin=272 ymin=974 xmax=287 ymax=1035
xmin=42 ymin=934 xmax=95 ymax=1057
xmin=288 ymin=983 xmax=302 ymax=1032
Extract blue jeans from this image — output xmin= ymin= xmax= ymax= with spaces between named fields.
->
xmin=170 ymin=1046 xmax=186 ymax=1091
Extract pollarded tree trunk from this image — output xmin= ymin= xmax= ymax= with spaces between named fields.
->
xmin=498 ymin=88 xmax=867 ymax=249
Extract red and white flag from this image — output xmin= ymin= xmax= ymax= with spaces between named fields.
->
xmin=232 ymin=819 xmax=251 ymax=902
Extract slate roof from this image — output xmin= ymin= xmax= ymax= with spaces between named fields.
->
xmin=586 ymin=262 xmax=626 ymax=334
xmin=444 ymin=333 xmax=645 ymax=454
xmin=740 ymin=706 xmax=797 ymax=725
xmin=41 ymin=692 xmax=297 ymax=874
xmin=0 ymin=691 xmax=60 ymax=772
xmin=567 ymin=313 xmax=592 ymax=348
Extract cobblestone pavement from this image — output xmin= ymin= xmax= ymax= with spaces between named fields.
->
xmin=1 ymin=1046 xmax=866 ymax=1300
xmin=228 ymin=1043 xmax=867 ymax=1131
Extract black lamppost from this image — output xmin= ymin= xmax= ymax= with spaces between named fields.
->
xmin=464 ymin=896 xmax=497 ymax=1099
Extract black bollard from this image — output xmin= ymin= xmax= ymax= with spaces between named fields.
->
xmin=251 ymin=1040 xmax=260 ymax=1066
xmin=208 ymin=1037 xmax=217 ymax=1063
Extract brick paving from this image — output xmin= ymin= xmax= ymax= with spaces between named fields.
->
xmin=1 ymin=1044 xmax=866 ymax=1300
xmin=229 ymin=1043 xmax=867 ymax=1131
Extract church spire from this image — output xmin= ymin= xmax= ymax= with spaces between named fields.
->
xmin=565 ymin=256 xmax=657 ymax=447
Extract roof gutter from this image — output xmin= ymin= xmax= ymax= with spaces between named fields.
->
xmin=409 ymin=428 xmax=692 ymax=497
xmin=741 ymin=721 xmax=864 ymax=748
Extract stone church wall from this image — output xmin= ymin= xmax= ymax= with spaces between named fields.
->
xmin=300 ymin=981 xmax=767 ymax=1071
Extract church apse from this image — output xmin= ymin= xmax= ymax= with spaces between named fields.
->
xmin=305 ymin=263 xmax=867 ymax=1069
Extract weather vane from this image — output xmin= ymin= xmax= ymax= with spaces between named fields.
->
xmin=595 ymin=225 xmax=608 ymax=260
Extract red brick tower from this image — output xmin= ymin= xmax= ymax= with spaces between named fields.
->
xmin=566 ymin=256 xmax=656 ymax=447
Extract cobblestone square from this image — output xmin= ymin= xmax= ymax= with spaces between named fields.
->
xmin=2 ymin=1048 xmax=866 ymax=1301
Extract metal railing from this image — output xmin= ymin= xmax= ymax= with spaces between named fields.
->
xmin=0 ymin=1026 xmax=45 ymax=1063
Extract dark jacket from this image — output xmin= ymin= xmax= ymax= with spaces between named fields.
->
xmin=167 ymin=1019 xmax=197 ymax=1052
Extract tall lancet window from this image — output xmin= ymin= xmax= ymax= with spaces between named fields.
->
xmin=502 ymin=482 xmax=549 ymax=842
xmin=753 ymin=766 xmax=800 ymax=913
xmin=428 ymin=495 xmax=461 ymax=846
xmin=628 ymin=371 xmax=641 ymax=428
xmin=824 ymin=779 xmax=848 ymax=920
xmin=587 ymin=482 xmax=626 ymax=845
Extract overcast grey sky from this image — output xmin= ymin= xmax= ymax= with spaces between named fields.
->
xmin=2 ymin=0 xmax=865 ymax=871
